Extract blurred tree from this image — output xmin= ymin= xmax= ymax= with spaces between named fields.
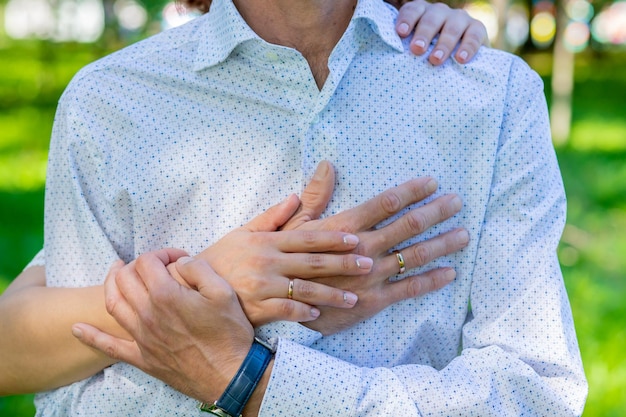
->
xmin=551 ymin=0 xmax=574 ymax=145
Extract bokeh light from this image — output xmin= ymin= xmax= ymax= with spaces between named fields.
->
xmin=591 ymin=1 xmax=626 ymax=45
xmin=530 ymin=11 xmax=557 ymax=48
xmin=566 ymin=0 xmax=594 ymax=22
xmin=464 ymin=1 xmax=499 ymax=44
xmin=4 ymin=0 xmax=104 ymax=42
xmin=564 ymin=21 xmax=591 ymax=52
xmin=114 ymin=0 xmax=148 ymax=32
xmin=505 ymin=5 xmax=530 ymax=49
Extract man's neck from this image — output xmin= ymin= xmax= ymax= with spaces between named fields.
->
xmin=233 ymin=0 xmax=357 ymax=89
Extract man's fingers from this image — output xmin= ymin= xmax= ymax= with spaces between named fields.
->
xmin=385 ymin=267 xmax=457 ymax=304
xmin=283 ymin=160 xmax=336 ymax=230
xmin=385 ymin=227 xmax=469 ymax=274
xmin=125 ymin=252 xmax=179 ymax=298
xmin=290 ymin=278 xmax=358 ymax=307
xmin=367 ymin=193 xmax=462 ymax=253
xmin=104 ymin=264 xmax=138 ymax=330
xmin=326 ymin=177 xmax=438 ymax=233
xmin=137 ymin=248 xmax=189 ymax=270
xmin=250 ymin=299 xmax=320 ymax=325
xmin=72 ymin=323 xmax=141 ymax=364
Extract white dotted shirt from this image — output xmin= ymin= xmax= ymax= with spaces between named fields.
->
xmin=38 ymin=0 xmax=587 ymax=415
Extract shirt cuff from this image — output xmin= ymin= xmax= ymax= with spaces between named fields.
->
xmin=255 ymin=321 xmax=322 ymax=347
xmin=259 ymin=338 xmax=363 ymax=416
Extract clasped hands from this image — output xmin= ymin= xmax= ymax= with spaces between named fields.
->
xmin=72 ymin=161 xmax=469 ymax=404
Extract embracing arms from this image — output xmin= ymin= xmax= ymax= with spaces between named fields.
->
xmin=0 ymin=1 xmax=486 ymax=395
xmin=73 ymin=63 xmax=588 ymax=416
xmin=0 ymin=163 xmax=466 ymax=395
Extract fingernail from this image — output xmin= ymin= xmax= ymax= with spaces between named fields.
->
xmin=433 ymin=49 xmax=444 ymax=60
xmin=313 ymin=161 xmax=329 ymax=179
xmin=425 ymin=178 xmax=438 ymax=193
xmin=71 ymin=326 xmax=83 ymax=339
xmin=343 ymin=234 xmax=359 ymax=246
xmin=451 ymin=195 xmax=462 ymax=211
xmin=355 ymin=257 xmax=373 ymax=270
xmin=280 ymin=194 xmax=294 ymax=206
xmin=398 ymin=22 xmax=410 ymax=35
xmin=177 ymin=256 xmax=193 ymax=265
xmin=344 ymin=292 xmax=358 ymax=306
xmin=413 ymin=39 xmax=426 ymax=49
xmin=311 ymin=308 xmax=320 ymax=318
xmin=444 ymin=269 xmax=456 ymax=282
xmin=456 ymin=229 xmax=469 ymax=245
xmin=458 ymin=50 xmax=469 ymax=62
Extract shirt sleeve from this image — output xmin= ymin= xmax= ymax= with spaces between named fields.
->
xmin=44 ymin=74 xmax=128 ymax=288
xmin=258 ymin=59 xmax=587 ymax=416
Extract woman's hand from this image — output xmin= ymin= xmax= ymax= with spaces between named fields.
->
xmin=175 ymin=161 xmax=468 ymax=334
xmin=396 ymin=0 xmax=489 ymax=65
xmin=192 ymin=195 xmax=373 ymax=326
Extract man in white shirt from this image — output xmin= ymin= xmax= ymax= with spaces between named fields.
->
xmin=42 ymin=0 xmax=587 ymax=415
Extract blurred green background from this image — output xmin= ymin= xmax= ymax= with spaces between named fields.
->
xmin=0 ymin=0 xmax=625 ymax=416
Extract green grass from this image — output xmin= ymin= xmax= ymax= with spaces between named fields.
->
xmin=0 ymin=41 xmax=625 ymax=416
xmin=556 ymin=148 xmax=626 ymax=417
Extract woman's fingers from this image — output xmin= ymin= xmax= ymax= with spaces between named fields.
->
xmin=454 ymin=20 xmax=488 ymax=64
xmin=249 ymin=277 xmax=360 ymax=325
xmin=270 ymin=230 xmax=361 ymax=253
xmin=396 ymin=0 xmax=489 ymax=65
xmin=275 ymin=252 xmax=373 ymax=278
xmin=244 ymin=193 xmax=301 ymax=232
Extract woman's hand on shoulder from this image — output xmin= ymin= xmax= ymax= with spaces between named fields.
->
xmin=396 ymin=0 xmax=489 ymax=65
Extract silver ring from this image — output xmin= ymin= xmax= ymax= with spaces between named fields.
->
xmin=394 ymin=250 xmax=406 ymax=274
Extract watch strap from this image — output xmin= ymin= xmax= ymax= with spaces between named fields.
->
xmin=199 ymin=337 xmax=274 ymax=417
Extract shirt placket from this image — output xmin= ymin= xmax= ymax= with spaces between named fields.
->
xmin=300 ymin=26 xmax=361 ymax=192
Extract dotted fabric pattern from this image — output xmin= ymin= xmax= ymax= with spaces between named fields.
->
xmin=38 ymin=0 xmax=587 ymax=415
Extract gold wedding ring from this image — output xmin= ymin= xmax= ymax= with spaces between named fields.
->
xmin=394 ymin=250 xmax=406 ymax=274
xmin=287 ymin=279 xmax=294 ymax=299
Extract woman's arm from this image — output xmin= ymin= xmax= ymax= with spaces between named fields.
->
xmin=0 ymin=171 xmax=466 ymax=395
xmin=0 ymin=191 xmax=353 ymax=395
xmin=0 ymin=266 xmax=126 ymax=395
xmin=0 ymin=2 xmax=486 ymax=394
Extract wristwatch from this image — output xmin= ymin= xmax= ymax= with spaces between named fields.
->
xmin=199 ymin=337 xmax=275 ymax=417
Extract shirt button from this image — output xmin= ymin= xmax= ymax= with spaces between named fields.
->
xmin=311 ymin=114 xmax=321 ymax=124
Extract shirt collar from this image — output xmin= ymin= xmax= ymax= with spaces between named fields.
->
xmin=193 ymin=0 xmax=403 ymax=72
xmin=352 ymin=0 xmax=404 ymax=53
xmin=193 ymin=0 xmax=258 ymax=71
